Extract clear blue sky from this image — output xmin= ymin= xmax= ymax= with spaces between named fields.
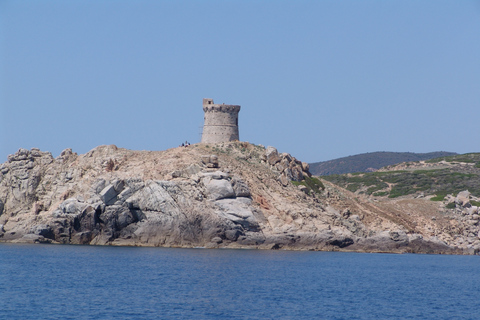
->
xmin=1 ymin=0 xmax=479 ymax=163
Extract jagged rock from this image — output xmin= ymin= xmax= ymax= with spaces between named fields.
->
xmin=291 ymin=166 xmax=303 ymax=182
xmin=31 ymin=224 xmax=55 ymax=239
xmin=265 ymin=146 xmax=281 ymax=165
xmin=301 ymin=162 xmax=310 ymax=172
xmin=117 ymin=187 xmax=135 ymax=203
xmin=279 ymin=174 xmax=289 ymax=187
xmin=457 ymin=190 xmax=472 ymax=199
xmin=341 ymin=215 xmax=367 ymax=237
xmin=275 ymin=162 xmax=285 ymax=172
xmin=58 ymin=198 xmax=88 ymax=216
xmin=201 ymin=155 xmax=219 ymax=168
xmin=99 ymin=185 xmax=118 ymax=205
xmin=261 ymin=149 xmax=311 ymax=184
xmin=281 ymin=153 xmax=293 ymax=163
xmin=284 ymin=168 xmax=293 ymax=181
xmin=215 ymin=198 xmax=260 ymax=230
xmin=231 ymin=176 xmax=250 ymax=197
xmin=456 ymin=191 xmax=471 ymax=207
xmin=60 ymin=148 xmax=74 ymax=157
xmin=126 ymin=181 xmax=179 ymax=214
xmin=30 ymin=148 xmax=42 ymax=157
xmin=92 ymin=179 xmax=107 ymax=194
xmin=75 ymin=205 xmax=98 ymax=232
xmin=225 ymin=229 xmax=242 ymax=241
xmin=211 ymin=236 xmax=223 ymax=244
xmin=100 ymin=205 xmax=136 ymax=230
xmin=467 ymin=206 xmax=478 ymax=215
xmin=10 ymin=148 xmax=30 ymax=161
xmin=113 ymin=179 xmax=125 ymax=193
xmin=206 ymin=179 xmax=235 ymax=200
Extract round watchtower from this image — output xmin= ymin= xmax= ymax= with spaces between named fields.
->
xmin=201 ymin=98 xmax=240 ymax=144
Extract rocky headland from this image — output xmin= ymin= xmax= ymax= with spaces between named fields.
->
xmin=0 ymin=142 xmax=478 ymax=254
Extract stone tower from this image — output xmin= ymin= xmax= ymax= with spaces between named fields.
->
xmin=201 ymin=98 xmax=241 ymax=143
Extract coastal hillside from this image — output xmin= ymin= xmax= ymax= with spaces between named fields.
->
xmin=0 ymin=143 xmax=478 ymax=254
xmin=309 ymin=151 xmax=457 ymax=176
xmin=323 ymin=153 xmax=480 ymax=199
xmin=322 ymin=153 xmax=480 ymax=252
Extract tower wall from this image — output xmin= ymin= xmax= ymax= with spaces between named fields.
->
xmin=201 ymin=98 xmax=240 ymax=144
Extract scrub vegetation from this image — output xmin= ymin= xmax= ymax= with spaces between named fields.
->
xmin=322 ymin=153 xmax=480 ymax=199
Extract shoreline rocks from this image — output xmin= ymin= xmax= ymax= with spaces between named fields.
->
xmin=0 ymin=144 xmax=478 ymax=255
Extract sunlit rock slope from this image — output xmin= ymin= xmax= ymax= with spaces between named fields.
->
xmin=0 ymin=142 xmax=476 ymax=254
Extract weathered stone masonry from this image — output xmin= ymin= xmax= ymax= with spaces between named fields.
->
xmin=201 ymin=98 xmax=240 ymax=144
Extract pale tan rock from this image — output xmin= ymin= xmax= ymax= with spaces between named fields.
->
xmin=0 ymin=142 xmax=475 ymax=254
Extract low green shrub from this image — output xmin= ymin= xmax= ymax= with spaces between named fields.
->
xmin=430 ymin=190 xmax=448 ymax=201
xmin=446 ymin=202 xmax=456 ymax=209
xmin=373 ymin=191 xmax=389 ymax=197
xmin=292 ymin=176 xmax=325 ymax=194
xmin=324 ymin=164 xmax=480 ymax=199
xmin=430 ymin=195 xmax=445 ymax=201
xmin=304 ymin=176 xmax=325 ymax=193
xmin=470 ymin=200 xmax=480 ymax=207
xmin=367 ymin=185 xmax=386 ymax=195
xmin=346 ymin=183 xmax=360 ymax=192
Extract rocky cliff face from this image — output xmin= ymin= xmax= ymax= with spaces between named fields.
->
xmin=0 ymin=142 xmax=477 ymax=254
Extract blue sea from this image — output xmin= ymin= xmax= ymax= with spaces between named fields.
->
xmin=0 ymin=244 xmax=479 ymax=320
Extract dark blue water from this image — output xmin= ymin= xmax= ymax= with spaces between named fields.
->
xmin=0 ymin=244 xmax=479 ymax=320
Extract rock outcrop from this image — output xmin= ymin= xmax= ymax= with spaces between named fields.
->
xmin=0 ymin=142 xmax=477 ymax=254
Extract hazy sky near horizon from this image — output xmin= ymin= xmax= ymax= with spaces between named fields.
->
xmin=1 ymin=0 xmax=479 ymax=163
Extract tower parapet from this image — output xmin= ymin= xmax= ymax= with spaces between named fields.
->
xmin=201 ymin=98 xmax=240 ymax=144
